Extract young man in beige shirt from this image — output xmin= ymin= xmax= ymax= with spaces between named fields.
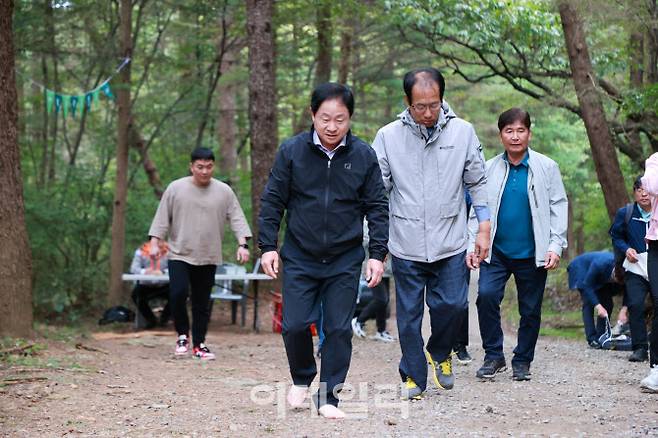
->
xmin=149 ymin=147 xmax=252 ymax=359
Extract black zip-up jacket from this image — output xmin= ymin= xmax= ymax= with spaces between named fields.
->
xmin=258 ymin=129 xmax=389 ymax=262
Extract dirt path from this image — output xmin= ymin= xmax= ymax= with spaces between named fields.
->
xmin=2 ymin=282 xmax=657 ymax=437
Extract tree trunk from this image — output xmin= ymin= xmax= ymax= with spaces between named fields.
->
xmin=108 ymin=0 xmax=133 ymax=305
xmin=217 ymin=48 xmax=239 ymax=182
xmin=0 ymin=0 xmax=34 ymax=338
xmin=559 ymin=1 xmax=628 ymax=219
xmin=338 ymin=25 xmax=352 ymax=85
xmin=46 ymin=0 xmax=58 ymax=184
xmin=576 ymin=209 xmax=585 ymax=256
xmin=38 ymin=55 xmax=49 ymax=188
xmin=129 ymin=125 xmax=163 ymax=198
xmin=647 ymin=0 xmax=658 ymax=83
xmin=630 ymin=31 xmax=644 ymax=86
xmin=246 ymin=0 xmax=277 ymax=240
xmin=314 ymin=0 xmax=332 ymax=85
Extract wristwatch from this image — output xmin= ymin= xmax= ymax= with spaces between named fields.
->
xmin=238 ymin=243 xmax=249 ymax=249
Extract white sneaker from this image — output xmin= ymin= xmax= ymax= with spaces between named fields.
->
xmin=351 ymin=317 xmax=366 ymax=338
xmin=640 ymin=366 xmax=658 ymax=392
xmin=370 ymin=331 xmax=396 ymax=342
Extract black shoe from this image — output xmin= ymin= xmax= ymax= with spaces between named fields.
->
xmin=454 ymin=346 xmax=473 ymax=364
xmin=476 ymin=358 xmax=507 ymax=379
xmin=512 ymin=362 xmax=531 ymax=381
xmin=629 ymin=347 xmax=648 ymax=362
xmin=588 ymin=340 xmax=601 ymax=349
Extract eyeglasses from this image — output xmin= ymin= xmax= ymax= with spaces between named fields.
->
xmin=410 ymin=102 xmax=441 ymax=113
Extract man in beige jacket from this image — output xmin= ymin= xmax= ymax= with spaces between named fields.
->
xmin=149 ymin=147 xmax=252 ymax=360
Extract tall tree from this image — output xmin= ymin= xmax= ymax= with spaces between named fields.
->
xmin=314 ymin=0 xmax=333 ymax=85
xmin=0 ymin=0 xmax=33 ymax=337
xmin=108 ymin=0 xmax=133 ymax=305
xmin=217 ymin=47 xmax=240 ymax=181
xmin=246 ymin=0 xmax=277 ymax=239
xmin=558 ymin=0 xmax=628 ymax=217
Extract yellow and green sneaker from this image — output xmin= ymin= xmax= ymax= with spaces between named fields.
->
xmin=401 ymin=377 xmax=423 ymax=400
xmin=426 ymin=350 xmax=454 ymax=390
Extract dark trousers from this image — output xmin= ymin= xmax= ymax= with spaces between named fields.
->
xmin=453 ymin=306 xmax=469 ymax=348
xmin=476 ymin=250 xmax=547 ymax=365
xmin=357 ymin=279 xmax=390 ymax=332
xmin=168 ymin=260 xmax=216 ymax=347
xmin=392 ymin=252 xmax=468 ymax=391
xmin=131 ymin=283 xmax=171 ymax=326
xmin=453 ymin=272 xmax=471 ymax=349
xmin=625 ymin=271 xmax=651 ymax=349
xmin=646 ymin=241 xmax=658 ymax=366
xmin=280 ymin=239 xmax=363 ymax=408
xmin=578 ymin=287 xmax=614 ymax=344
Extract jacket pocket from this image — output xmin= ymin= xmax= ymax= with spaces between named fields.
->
xmin=389 ymin=203 xmax=423 ymax=257
xmin=391 ymin=203 xmax=421 ymax=221
xmin=439 ymin=202 xmax=460 ymax=218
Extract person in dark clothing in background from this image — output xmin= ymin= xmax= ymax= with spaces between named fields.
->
xmin=453 ymin=190 xmax=474 ymax=364
xmin=258 ymin=82 xmax=389 ymax=419
xmin=567 ymin=251 xmax=624 ymax=348
xmin=610 ymin=176 xmax=652 ymax=362
xmin=352 ymin=221 xmax=396 ymax=343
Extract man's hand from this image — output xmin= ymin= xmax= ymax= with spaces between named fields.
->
xmin=261 ymin=251 xmax=279 ymax=279
xmin=468 ymin=220 xmax=491 ymax=270
xmin=595 ymin=304 xmax=608 ymax=318
xmin=626 ymin=247 xmax=639 ymax=263
xmin=236 ymin=246 xmax=250 ymax=264
xmin=466 ymin=252 xmax=480 ymax=270
xmin=365 ymin=259 xmax=384 ymax=288
xmin=544 ymin=251 xmax=560 ymax=270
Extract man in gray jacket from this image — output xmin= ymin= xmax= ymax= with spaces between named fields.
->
xmin=372 ymin=68 xmax=490 ymax=399
xmin=467 ymin=108 xmax=568 ymax=381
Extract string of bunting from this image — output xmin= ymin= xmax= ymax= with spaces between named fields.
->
xmin=21 ymin=57 xmax=131 ymax=118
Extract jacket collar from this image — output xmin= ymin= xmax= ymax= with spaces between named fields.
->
xmin=305 ymin=126 xmax=353 ymax=150
xmin=398 ymin=100 xmax=457 ymax=142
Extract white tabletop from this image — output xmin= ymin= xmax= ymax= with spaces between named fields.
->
xmin=122 ymin=273 xmax=272 ymax=282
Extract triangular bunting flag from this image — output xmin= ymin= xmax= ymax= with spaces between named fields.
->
xmin=101 ymin=83 xmax=114 ymax=100
xmin=62 ymin=95 xmax=70 ymax=118
xmin=46 ymin=90 xmax=55 ymax=113
xmin=70 ymin=95 xmax=79 ymax=118
xmin=55 ymin=94 xmax=63 ymax=114
xmin=85 ymin=92 xmax=93 ymax=111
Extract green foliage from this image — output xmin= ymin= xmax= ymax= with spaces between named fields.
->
xmin=623 ymin=84 xmax=658 ymax=117
xmin=386 ymin=0 xmax=568 ymax=71
xmin=12 ymin=0 xmax=646 ymax=322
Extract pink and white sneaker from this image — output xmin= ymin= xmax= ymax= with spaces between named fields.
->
xmin=193 ymin=343 xmax=216 ymax=360
xmin=175 ymin=334 xmax=189 ymax=356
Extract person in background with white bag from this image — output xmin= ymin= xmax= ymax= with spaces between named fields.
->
xmin=609 ymin=175 xmax=652 ymax=362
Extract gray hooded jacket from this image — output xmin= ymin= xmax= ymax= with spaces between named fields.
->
xmin=372 ymin=102 xmax=487 ymax=263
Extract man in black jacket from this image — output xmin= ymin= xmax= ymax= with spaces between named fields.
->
xmin=258 ymin=83 xmax=388 ymax=419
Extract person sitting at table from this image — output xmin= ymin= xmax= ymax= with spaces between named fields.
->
xmin=130 ymin=239 xmax=171 ymax=329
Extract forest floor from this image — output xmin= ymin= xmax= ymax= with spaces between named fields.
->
xmin=1 ymin=279 xmax=658 ymax=437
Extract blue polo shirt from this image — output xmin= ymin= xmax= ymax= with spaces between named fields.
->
xmin=493 ymin=152 xmax=535 ymax=259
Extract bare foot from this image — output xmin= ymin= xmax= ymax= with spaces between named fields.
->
xmin=287 ymin=385 xmax=308 ymax=408
xmin=318 ymin=404 xmax=346 ymax=419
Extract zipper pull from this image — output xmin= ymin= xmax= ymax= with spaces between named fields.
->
xmin=327 ymin=160 xmax=331 ymax=169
